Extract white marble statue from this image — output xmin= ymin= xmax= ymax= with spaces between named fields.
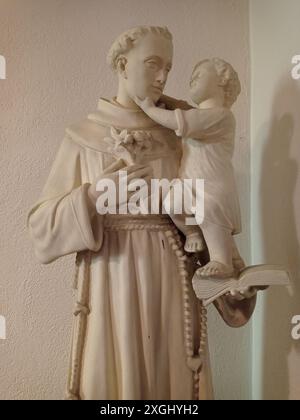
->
xmin=27 ymin=26 xmax=259 ymax=401
xmin=134 ymin=58 xmax=245 ymax=279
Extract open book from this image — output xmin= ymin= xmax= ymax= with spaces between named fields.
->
xmin=192 ymin=264 xmax=290 ymax=306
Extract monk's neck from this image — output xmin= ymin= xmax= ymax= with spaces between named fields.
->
xmin=116 ymin=84 xmax=141 ymax=110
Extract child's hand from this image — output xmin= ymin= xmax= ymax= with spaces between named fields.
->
xmin=134 ymin=96 xmax=156 ymax=112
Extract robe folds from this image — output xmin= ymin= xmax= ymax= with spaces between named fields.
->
xmin=27 ymin=97 xmax=253 ymax=400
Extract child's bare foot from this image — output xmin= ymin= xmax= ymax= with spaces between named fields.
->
xmin=184 ymin=232 xmax=205 ymax=253
xmin=196 ymin=261 xmax=235 ymax=279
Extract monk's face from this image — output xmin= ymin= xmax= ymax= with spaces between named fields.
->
xmin=121 ymin=33 xmax=173 ymax=102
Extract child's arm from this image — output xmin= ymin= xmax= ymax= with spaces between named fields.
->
xmin=159 ymin=94 xmax=193 ymax=110
xmin=134 ymin=96 xmax=178 ymax=130
xmin=174 ymin=107 xmax=234 ymax=141
xmin=134 ymin=96 xmax=233 ymax=141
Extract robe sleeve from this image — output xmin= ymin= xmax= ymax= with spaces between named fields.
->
xmin=174 ymin=107 xmax=234 ymax=142
xmin=213 ymin=294 xmax=257 ymax=328
xmin=27 ymin=135 xmax=104 ymax=264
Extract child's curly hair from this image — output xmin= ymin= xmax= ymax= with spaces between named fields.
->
xmin=192 ymin=58 xmax=241 ymax=108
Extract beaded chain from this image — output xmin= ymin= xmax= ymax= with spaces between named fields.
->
xmin=65 ymin=217 xmax=207 ymax=400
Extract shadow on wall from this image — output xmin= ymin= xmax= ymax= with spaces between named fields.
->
xmin=259 ymin=77 xmax=300 ymax=400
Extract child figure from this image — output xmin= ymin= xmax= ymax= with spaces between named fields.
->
xmin=134 ymin=58 xmax=244 ymax=278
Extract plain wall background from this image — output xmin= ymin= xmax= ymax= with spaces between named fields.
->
xmin=0 ymin=0 xmax=251 ymax=399
xmin=250 ymin=0 xmax=300 ymax=400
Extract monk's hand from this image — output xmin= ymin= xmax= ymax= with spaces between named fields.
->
xmin=88 ymin=160 xmax=153 ymax=209
xmin=134 ymin=96 xmax=156 ymax=112
xmin=226 ymin=285 xmax=269 ymax=301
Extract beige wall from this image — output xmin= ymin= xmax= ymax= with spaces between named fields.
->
xmin=0 ymin=0 xmax=251 ymax=399
xmin=250 ymin=0 xmax=300 ymax=400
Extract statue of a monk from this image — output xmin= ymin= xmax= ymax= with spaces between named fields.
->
xmin=27 ymin=26 xmax=257 ymax=400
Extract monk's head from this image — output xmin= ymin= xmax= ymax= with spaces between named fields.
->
xmin=107 ymin=26 xmax=173 ymax=107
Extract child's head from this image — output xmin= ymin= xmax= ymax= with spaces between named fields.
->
xmin=189 ymin=58 xmax=241 ymax=108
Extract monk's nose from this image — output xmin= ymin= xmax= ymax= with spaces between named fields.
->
xmin=156 ymin=69 xmax=168 ymax=85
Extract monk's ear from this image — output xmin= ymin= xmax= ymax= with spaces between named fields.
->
xmin=116 ymin=56 xmax=128 ymax=79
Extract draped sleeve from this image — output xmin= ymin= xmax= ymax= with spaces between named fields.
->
xmin=174 ymin=107 xmax=235 ymax=143
xmin=213 ymin=294 xmax=257 ymax=328
xmin=27 ymin=134 xmax=104 ymax=264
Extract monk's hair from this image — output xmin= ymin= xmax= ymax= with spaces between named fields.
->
xmin=192 ymin=58 xmax=241 ymax=108
xmin=107 ymin=26 xmax=173 ymax=72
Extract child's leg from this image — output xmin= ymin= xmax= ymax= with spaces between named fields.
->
xmin=197 ymin=222 xmax=235 ymax=278
xmin=163 ymin=182 xmax=205 ymax=252
xmin=170 ymin=212 xmax=205 ymax=253
xmin=232 ymin=239 xmax=246 ymax=271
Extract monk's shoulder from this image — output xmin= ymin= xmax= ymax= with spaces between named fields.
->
xmin=65 ymin=116 xmax=111 ymax=152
